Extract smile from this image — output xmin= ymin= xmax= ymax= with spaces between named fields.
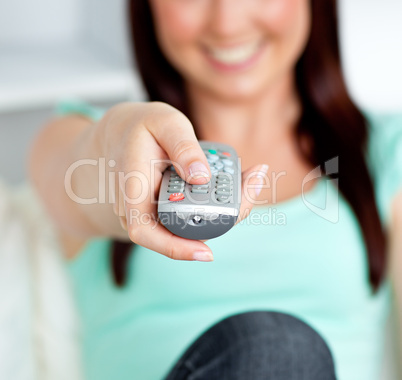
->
xmin=204 ymin=40 xmax=265 ymax=71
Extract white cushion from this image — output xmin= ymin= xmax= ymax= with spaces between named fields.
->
xmin=0 ymin=179 xmax=83 ymax=380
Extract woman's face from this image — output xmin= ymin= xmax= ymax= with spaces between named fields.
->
xmin=149 ymin=0 xmax=311 ymax=102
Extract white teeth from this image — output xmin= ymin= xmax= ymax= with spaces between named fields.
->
xmin=208 ymin=42 xmax=261 ymax=65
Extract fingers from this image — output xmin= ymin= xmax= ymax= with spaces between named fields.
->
xmin=113 ymin=160 xmax=214 ymax=262
xmin=124 ymin=201 xmax=214 ymax=262
xmin=113 ymin=160 xmax=270 ymax=258
xmin=114 ymin=162 xmax=269 ymax=258
xmin=129 ymin=219 xmax=213 ymax=262
xmin=107 ymin=103 xmax=270 ymax=261
xmin=144 ymin=104 xmax=211 ymax=185
xmin=116 ymin=202 xmax=214 ymax=262
xmin=236 ymin=164 xmax=269 ymax=225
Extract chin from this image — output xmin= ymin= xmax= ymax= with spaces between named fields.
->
xmin=208 ymin=78 xmax=270 ymax=103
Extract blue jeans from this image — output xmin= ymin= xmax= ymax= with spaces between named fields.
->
xmin=165 ymin=311 xmax=336 ymax=380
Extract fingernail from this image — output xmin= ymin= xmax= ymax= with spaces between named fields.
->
xmin=255 ymin=164 xmax=269 ymax=197
xmin=193 ymin=251 xmax=214 ymax=262
xmin=255 ymin=178 xmax=264 ymax=197
xmin=189 ymin=162 xmax=210 ymax=179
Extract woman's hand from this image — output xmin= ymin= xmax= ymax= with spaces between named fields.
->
xmin=30 ymin=102 xmax=268 ymax=261
xmin=97 ymin=102 xmax=268 ymax=261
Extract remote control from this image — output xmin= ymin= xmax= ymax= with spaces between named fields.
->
xmin=158 ymin=141 xmax=241 ymax=240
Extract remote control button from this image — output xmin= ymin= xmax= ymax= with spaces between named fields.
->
xmin=217 ymin=183 xmax=231 ymax=190
xmin=223 ymin=167 xmax=235 ymax=175
xmin=168 ymin=182 xmax=184 ymax=187
xmin=216 ymin=189 xmax=231 ymax=196
xmin=169 ymin=178 xmax=183 ymax=183
xmin=207 ymin=154 xmax=219 ymax=163
xmin=195 ymin=184 xmax=209 ymax=188
xmin=217 ymin=173 xmax=232 ymax=179
xmin=217 ymin=195 xmax=230 ymax=203
xmin=168 ymin=185 xmax=185 ymax=193
xmin=191 ymin=186 xmax=209 ymax=194
xmin=221 ymin=152 xmax=231 ymax=157
xmin=216 ymin=180 xmax=231 ymax=187
xmin=168 ymin=193 xmax=185 ymax=201
xmin=222 ymin=159 xmax=233 ymax=167
xmin=208 ymin=149 xmax=217 ymax=154
xmin=170 ymin=174 xmax=181 ymax=179
xmin=192 ymin=215 xmax=203 ymax=224
xmin=169 ymin=179 xmax=184 ymax=185
xmin=216 ymin=176 xmax=231 ymax=183
xmin=168 ymin=185 xmax=184 ymax=190
xmin=210 ymin=167 xmax=219 ymax=175
xmin=214 ymin=161 xmax=224 ymax=170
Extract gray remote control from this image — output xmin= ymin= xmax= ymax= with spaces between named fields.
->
xmin=158 ymin=141 xmax=241 ymax=240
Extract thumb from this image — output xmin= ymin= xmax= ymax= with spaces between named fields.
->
xmin=236 ymin=164 xmax=269 ymax=225
xmin=144 ymin=106 xmax=211 ymax=185
xmin=168 ymin=140 xmax=212 ymax=185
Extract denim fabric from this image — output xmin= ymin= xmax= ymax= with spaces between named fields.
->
xmin=165 ymin=311 xmax=336 ymax=380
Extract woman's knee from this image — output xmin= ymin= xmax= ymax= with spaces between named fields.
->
xmin=167 ymin=311 xmax=336 ymax=380
xmin=210 ymin=311 xmax=335 ymax=376
xmin=220 ymin=311 xmax=335 ymax=363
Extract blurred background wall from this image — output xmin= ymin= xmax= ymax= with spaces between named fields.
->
xmin=0 ymin=0 xmax=401 ymax=184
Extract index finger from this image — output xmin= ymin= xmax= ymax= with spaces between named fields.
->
xmin=125 ymin=203 xmax=214 ymax=262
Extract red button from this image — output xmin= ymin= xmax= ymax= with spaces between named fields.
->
xmin=169 ymin=192 xmax=185 ymax=201
xmin=222 ymin=152 xmax=231 ymax=157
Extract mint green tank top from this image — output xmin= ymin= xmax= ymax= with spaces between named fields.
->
xmin=66 ymin=110 xmax=402 ymax=380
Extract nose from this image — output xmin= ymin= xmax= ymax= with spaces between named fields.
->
xmin=208 ymin=0 xmax=251 ymax=40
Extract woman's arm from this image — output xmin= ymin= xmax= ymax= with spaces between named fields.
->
xmin=28 ymin=114 xmax=126 ymax=241
xmin=29 ymin=102 xmax=267 ymax=260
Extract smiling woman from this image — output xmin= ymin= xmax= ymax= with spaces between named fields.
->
xmin=148 ymin=0 xmax=311 ymax=100
xmin=120 ymin=0 xmax=386 ymax=289
xmin=28 ymin=0 xmax=402 ymax=379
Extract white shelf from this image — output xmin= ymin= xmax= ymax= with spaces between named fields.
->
xmin=0 ymin=42 xmax=143 ymax=113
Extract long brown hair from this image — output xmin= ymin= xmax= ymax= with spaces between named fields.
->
xmin=111 ymin=0 xmax=386 ymax=290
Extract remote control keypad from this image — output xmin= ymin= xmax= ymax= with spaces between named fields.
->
xmin=168 ymin=173 xmax=185 ymax=193
xmin=204 ymin=150 xmax=236 ymax=203
xmin=204 ymin=149 xmax=236 ymax=176
xmin=167 ymin=149 xmax=235 ymax=203
xmin=215 ymin=174 xmax=234 ymax=203
xmin=191 ymin=184 xmax=209 ymax=194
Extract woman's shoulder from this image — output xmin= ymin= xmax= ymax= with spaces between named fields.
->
xmin=56 ymin=99 xmax=106 ymax=121
xmin=364 ymin=109 xmax=402 ymax=169
xmin=363 ymin=109 xmax=402 ymax=220
xmin=365 ymin=110 xmax=402 ymax=143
